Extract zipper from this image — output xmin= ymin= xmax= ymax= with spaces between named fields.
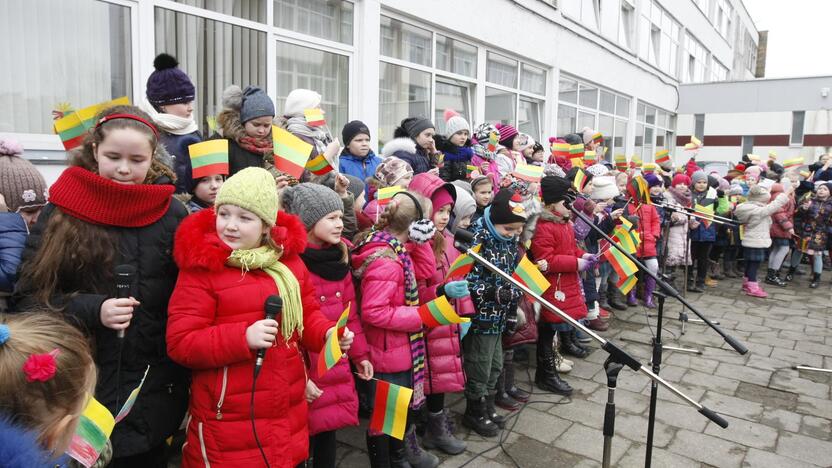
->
xmin=215 ymin=366 xmax=228 ymax=420
xmin=198 ymin=422 xmax=211 ymax=467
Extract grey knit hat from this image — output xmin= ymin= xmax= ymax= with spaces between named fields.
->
xmin=691 ymin=171 xmax=708 ymax=185
xmin=281 ymin=183 xmax=344 ymax=230
xmin=240 ymin=86 xmax=275 ymax=124
xmin=0 ymin=139 xmax=48 ymax=213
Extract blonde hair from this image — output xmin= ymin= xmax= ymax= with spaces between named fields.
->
xmin=353 ymin=192 xmax=432 ymax=244
xmin=0 ymin=312 xmax=95 ymax=446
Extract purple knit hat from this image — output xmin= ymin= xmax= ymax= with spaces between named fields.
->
xmin=146 ymin=54 xmax=195 ymax=107
xmin=495 ymin=123 xmax=518 ymax=146
xmin=644 ymin=172 xmax=663 ymax=188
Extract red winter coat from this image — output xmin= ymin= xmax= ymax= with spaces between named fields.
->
xmin=167 ymin=209 xmax=332 ymax=468
xmin=770 ymin=184 xmax=795 ymax=239
xmin=530 ymin=212 xmax=587 ymax=323
xmin=303 ymin=241 xmax=370 ymax=436
xmin=351 ymin=240 xmax=423 ymax=374
xmin=626 ymin=203 xmax=661 ymax=258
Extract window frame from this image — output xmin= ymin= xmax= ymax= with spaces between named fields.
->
xmin=791 ymin=111 xmax=805 ymax=146
xmin=634 ymin=100 xmax=676 ymax=161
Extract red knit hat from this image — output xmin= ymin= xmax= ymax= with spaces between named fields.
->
xmin=672 ymin=173 xmax=691 ymax=187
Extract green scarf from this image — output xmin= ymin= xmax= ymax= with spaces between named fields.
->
xmin=227 ymin=245 xmax=303 ymax=342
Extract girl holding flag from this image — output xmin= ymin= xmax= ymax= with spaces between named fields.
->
xmin=215 ymin=85 xmax=277 ymax=177
xmin=275 ymin=89 xmax=340 ymax=182
xmin=624 ymin=175 xmax=661 ymax=308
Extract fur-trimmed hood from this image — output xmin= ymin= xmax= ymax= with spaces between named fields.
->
xmin=173 ymin=207 xmax=308 ymax=271
xmin=0 ymin=416 xmax=51 ymax=468
xmin=216 ymin=108 xmax=247 ymax=142
xmin=381 ymin=137 xmax=417 ymax=159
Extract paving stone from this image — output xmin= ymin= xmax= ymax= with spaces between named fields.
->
xmin=591 ymin=367 xmax=650 ymax=394
xmin=775 ymin=431 xmax=832 ymax=466
xmin=795 ymin=340 xmax=832 ymax=357
xmin=682 ymin=369 xmax=740 ymax=395
xmin=699 ymin=346 xmax=751 ymax=365
xmin=664 ymin=353 xmax=720 ymax=374
xmin=758 ymin=407 xmax=802 ymax=433
xmin=617 ymin=444 xmax=700 ymax=468
xmin=493 ymin=434 xmax=587 ymax=468
xmin=508 ymin=407 xmax=571 ymax=444
xmin=546 ymin=397 xmax=605 ymax=424
xmin=770 ymin=370 xmax=830 ymax=399
xmin=701 ymin=391 xmax=765 ymax=420
xmin=800 ymin=414 xmax=832 ymax=440
xmin=552 ymin=422 xmax=631 ymax=464
xmin=667 ymin=429 xmax=746 ymax=468
xmin=746 ymin=333 xmax=795 ymax=350
xmin=703 ymin=414 xmax=779 ymax=449
xmin=587 ymin=386 xmax=650 ymax=415
xmin=714 ymin=362 xmax=772 ymax=386
xmin=651 ymin=399 xmax=710 ymax=432
xmin=611 ymin=411 xmax=674 ymax=448
xmin=796 ymin=394 xmax=832 ymax=420
xmin=770 ymin=347 xmax=825 ymax=367
xmin=780 ymin=329 xmax=826 ymax=344
xmin=742 ymin=447 xmax=820 ymax=468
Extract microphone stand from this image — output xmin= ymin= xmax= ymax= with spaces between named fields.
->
xmin=453 ymin=231 xmax=731 ymax=467
xmin=567 ymin=200 xmax=746 ymax=467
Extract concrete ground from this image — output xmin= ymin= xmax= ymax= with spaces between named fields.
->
xmin=333 ymin=273 xmax=832 ymax=467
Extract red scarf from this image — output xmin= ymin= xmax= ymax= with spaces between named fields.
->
xmin=49 ymin=166 xmax=174 ymax=227
xmin=238 ymin=135 xmax=273 ymax=155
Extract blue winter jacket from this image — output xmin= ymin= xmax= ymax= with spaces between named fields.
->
xmin=0 ymin=213 xmax=27 ymax=293
xmin=339 ymin=150 xmax=381 ymax=188
xmin=690 ymin=189 xmax=717 ymax=242
xmin=160 ymin=130 xmax=202 ymax=194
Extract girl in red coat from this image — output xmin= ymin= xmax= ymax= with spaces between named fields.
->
xmin=166 ymin=167 xmax=353 ymax=468
xmin=625 ymin=176 xmax=661 ymax=308
xmin=530 ymin=176 xmax=593 ymax=396
xmin=281 ymin=181 xmax=373 ymax=468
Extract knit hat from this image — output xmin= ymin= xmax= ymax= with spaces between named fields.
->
xmin=215 ymin=167 xmax=278 ymax=226
xmin=0 ymin=139 xmax=48 ymax=213
xmin=745 ymin=165 xmax=762 ymax=181
xmin=146 ymin=54 xmax=195 ymax=107
xmin=644 ymin=172 xmax=663 ymax=188
xmin=563 ymin=133 xmax=584 ymax=145
xmin=747 ymin=185 xmax=770 ymax=204
xmin=341 ymin=120 xmax=371 ymax=146
xmin=691 ymin=171 xmax=708 ymax=185
xmin=400 ymin=117 xmax=435 ymax=140
xmin=444 ymin=109 xmax=470 ymax=137
xmin=474 ymin=123 xmax=500 ymax=146
xmin=240 ymin=86 xmax=275 ymax=124
xmin=672 ymin=173 xmax=691 ymax=187
xmin=517 ymin=134 xmax=535 ymax=152
xmin=590 ymin=176 xmax=619 ymax=200
xmin=495 ymin=123 xmax=518 ymax=146
xmin=452 ymin=188 xmax=476 ymax=225
xmin=283 ymin=88 xmax=322 ymax=118
xmin=489 ymin=189 xmax=527 ymax=225
xmin=580 ymin=127 xmax=597 ymax=145
xmin=470 ymin=175 xmax=493 ymax=192
xmin=586 ymin=163 xmax=610 ymax=177
xmin=317 ymin=172 xmax=365 ymax=200
xmin=374 ymin=157 xmax=413 ymax=187
xmin=540 ymin=176 xmax=572 ymax=205
xmin=281 ymin=183 xmax=343 ymax=230
xmin=451 ymin=179 xmax=474 ymax=196
xmin=543 ymin=163 xmax=566 ymax=178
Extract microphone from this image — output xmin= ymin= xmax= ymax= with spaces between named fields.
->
xmin=114 ymin=265 xmax=136 ymax=339
xmin=453 ymin=228 xmax=475 ymax=251
xmin=254 ymin=295 xmax=283 ymax=379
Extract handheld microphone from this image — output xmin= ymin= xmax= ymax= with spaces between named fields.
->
xmin=254 ymin=295 xmax=283 ymax=379
xmin=114 ymin=265 xmax=136 ymax=339
xmin=453 ymin=228 xmax=475 ymax=251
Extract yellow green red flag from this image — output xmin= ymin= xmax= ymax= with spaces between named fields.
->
xmin=418 ymin=295 xmax=470 ymax=328
xmin=273 ymin=125 xmax=313 ymax=179
xmin=511 ymin=254 xmax=551 ymax=296
xmin=369 ymin=379 xmax=413 ymax=440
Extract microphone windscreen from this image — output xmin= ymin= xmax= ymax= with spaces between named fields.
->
xmin=454 ymin=228 xmax=475 ymax=248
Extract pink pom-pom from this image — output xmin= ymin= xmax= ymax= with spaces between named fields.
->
xmin=443 ymin=108 xmax=460 ymax=122
xmin=548 ymin=137 xmax=557 ymax=143
xmin=495 ymin=123 xmax=504 ymax=130
xmin=22 ymin=349 xmax=60 ymax=383
xmin=0 ymin=139 xmax=24 ymax=157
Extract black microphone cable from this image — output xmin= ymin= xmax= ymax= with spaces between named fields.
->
xmin=251 ymin=295 xmax=282 ymax=468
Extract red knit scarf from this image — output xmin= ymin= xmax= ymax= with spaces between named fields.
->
xmin=238 ymin=135 xmax=273 ymax=156
xmin=49 ymin=166 xmax=174 ymax=227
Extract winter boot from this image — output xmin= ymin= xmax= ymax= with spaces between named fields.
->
xmin=704 ymin=275 xmax=718 ymax=287
xmin=587 ymin=317 xmax=609 ymax=331
xmin=745 ymin=281 xmax=768 ymax=298
xmin=810 ymin=273 xmax=820 ymax=289
xmin=598 ymin=286 xmax=610 ymax=310
xmin=422 ymin=410 xmax=466 ymax=455
xmin=494 ymin=368 xmax=521 ymax=411
xmin=560 ymin=329 xmax=590 ymax=359
xmin=367 ymin=433 xmax=393 ymax=468
xmin=687 ymin=278 xmax=704 ymax=293
xmin=462 ymin=397 xmax=499 ymax=437
xmin=644 ymin=276 xmax=657 ymax=309
xmin=710 ymin=260 xmax=725 ymax=280
xmin=765 ymin=268 xmax=787 ymax=287
xmin=404 ymin=425 xmax=439 ymax=468
xmin=535 ymin=325 xmax=573 ymax=395
xmin=722 ymin=259 xmax=738 ymax=278
xmin=504 ymin=352 xmax=530 ymax=402
xmin=785 ymin=266 xmax=797 ymax=282
xmin=485 ymin=394 xmax=506 ymax=429
xmin=626 ymin=288 xmax=638 ymax=306
xmin=553 ymin=332 xmax=574 ymax=373
xmin=742 ymin=276 xmax=749 ymax=293
xmin=608 ymin=288 xmax=628 ymax=311
xmin=389 ymin=436 xmax=412 ymax=468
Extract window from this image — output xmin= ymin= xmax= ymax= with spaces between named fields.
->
xmin=579 ymin=85 xmax=598 ymax=108
xmin=561 ymin=0 xmax=600 ymax=30
xmin=156 ymin=7 xmax=267 ymax=134
xmin=743 ymin=31 xmax=757 ymax=74
xmin=635 ymin=101 xmax=675 ymax=160
xmin=486 ymin=52 xmax=518 ymax=88
xmin=484 ymin=87 xmax=516 ymax=126
xmin=710 ymin=58 xmax=728 ymax=82
xmin=274 ymin=0 xmax=353 ymax=44
xmin=485 ymin=53 xmax=546 ymax=140
xmin=791 ymin=111 xmax=805 ymax=145
xmin=519 ymin=98 xmax=542 ymax=141
xmin=557 ymin=105 xmax=577 ymax=137
xmin=175 ymin=0 xmax=267 ymax=22
xmin=434 ymin=79 xmax=473 ymax=134
xmin=520 ymin=64 xmax=547 ymax=95
xmin=713 ymin=0 xmax=733 ymax=39
xmin=276 ymin=42 xmax=349 ymax=136
xmin=1 ymin=0 xmax=131 ymax=134
xmin=694 ymin=114 xmax=705 ymax=141
xmin=619 ymin=1 xmax=635 ymax=49
xmin=380 ymin=15 xmax=431 ymax=66
xmin=378 ymin=62 xmax=431 ymax=144
xmin=638 ymin=1 xmax=680 ymax=77
xmin=682 ymin=32 xmax=709 ymax=83
xmin=559 ymin=77 xmax=579 ymax=104
xmin=741 ymin=135 xmax=753 ymax=156
xmin=435 ymin=35 xmax=477 ymax=78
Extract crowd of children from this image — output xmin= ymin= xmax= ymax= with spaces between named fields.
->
xmin=0 ymin=53 xmax=829 ymax=468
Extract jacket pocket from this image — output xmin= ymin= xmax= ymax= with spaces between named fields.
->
xmin=197 ymin=421 xmax=212 ymax=467
xmin=213 ymin=366 xmax=228 ymax=420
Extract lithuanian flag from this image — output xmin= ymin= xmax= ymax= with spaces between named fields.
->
xmin=54 ymin=113 xmax=86 ymax=150
xmin=445 ymin=244 xmax=481 ymax=279
xmin=511 ymin=254 xmax=551 ymax=296
xmin=317 ymin=305 xmax=350 ymax=377
xmin=569 ymin=144 xmax=584 ymax=159
xmin=573 ymin=168 xmax=588 ymax=192
xmin=783 ymin=157 xmax=804 ymax=169
xmin=369 ymin=380 xmax=413 ymax=440
xmin=487 ymin=132 xmax=499 ymax=152
xmin=67 ymin=396 xmax=116 ymax=467
xmin=466 ymin=165 xmax=478 ymax=176
xmin=551 ymin=142 xmax=570 ymax=158
xmin=273 ymin=126 xmax=313 ymax=179
xmin=603 ymin=246 xmax=638 ymax=279
xmin=612 ymin=225 xmax=639 ymax=254
xmin=616 ymin=274 xmax=637 ymax=294
xmin=584 ymin=150 xmax=597 ymax=164
xmin=655 ymin=149 xmax=670 ymax=165
xmin=694 ymin=202 xmax=714 ymax=228
xmin=570 ymin=157 xmax=585 ymax=169
xmin=418 ymin=295 xmax=470 ymax=328
xmin=304 ymin=108 xmax=326 ymax=127
xmin=377 ymin=186 xmax=404 ymax=207
xmin=188 ymin=140 xmax=229 ymax=179
xmin=306 ymin=154 xmax=333 ymax=176
xmin=615 ymin=154 xmax=628 ymax=170
xmin=627 ymin=175 xmax=651 ymax=205
xmin=513 ymin=164 xmax=543 ymax=183
xmin=591 ymin=132 xmax=603 ymax=145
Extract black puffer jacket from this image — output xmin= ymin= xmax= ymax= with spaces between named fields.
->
xmin=13 ymin=187 xmax=189 ymax=457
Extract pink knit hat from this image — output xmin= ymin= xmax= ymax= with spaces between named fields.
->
xmin=495 ymin=123 xmax=518 ymax=146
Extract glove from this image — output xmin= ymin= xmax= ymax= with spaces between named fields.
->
xmin=581 ymin=253 xmax=595 ymax=261
xmin=496 ymin=286 xmax=514 ymax=304
xmin=443 ymin=280 xmax=470 ymax=299
xmin=716 ymin=189 xmax=725 ymax=198
xmin=577 ymin=258 xmax=590 ymax=272
xmin=505 ymin=308 xmax=518 ymax=334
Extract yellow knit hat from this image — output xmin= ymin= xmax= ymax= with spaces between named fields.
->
xmin=215 ymin=167 xmax=278 ymax=226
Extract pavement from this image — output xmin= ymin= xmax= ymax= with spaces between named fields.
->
xmin=333 ymin=272 xmax=832 ymax=467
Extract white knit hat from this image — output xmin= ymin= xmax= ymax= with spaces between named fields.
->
xmin=590 ymin=176 xmax=619 ymax=200
xmin=444 ymin=109 xmax=470 ymax=137
xmin=283 ymin=88 xmax=322 ymax=117
xmin=586 ymin=163 xmax=610 ymax=177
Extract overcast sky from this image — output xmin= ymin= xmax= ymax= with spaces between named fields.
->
xmin=743 ymin=0 xmax=832 ymax=78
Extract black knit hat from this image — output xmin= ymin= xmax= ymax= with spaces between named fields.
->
xmin=146 ymin=54 xmax=195 ymax=107
xmin=541 ymin=176 xmax=573 ymax=205
xmin=489 ymin=189 xmax=528 ymax=225
xmin=342 ymin=120 xmax=371 ymax=146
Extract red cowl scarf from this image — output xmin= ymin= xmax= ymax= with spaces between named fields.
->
xmin=49 ymin=166 xmax=174 ymax=227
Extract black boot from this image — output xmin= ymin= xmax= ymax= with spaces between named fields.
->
xmin=597 ymin=285 xmax=610 ymax=309
xmin=687 ymin=278 xmax=704 ymax=293
xmin=390 ymin=435 xmax=412 ymax=468
xmin=722 ymin=259 xmax=738 ymax=278
xmin=559 ymin=329 xmax=590 ymax=359
xmin=366 ymin=433 xmax=392 ymax=468
xmin=607 ymin=288 xmax=627 ymax=311
xmin=810 ymin=273 xmax=820 ymax=289
xmin=785 ymin=266 xmax=796 ymax=282
xmin=765 ymin=268 xmax=786 ymax=286
xmin=485 ymin=394 xmax=506 ymax=429
xmin=504 ymin=351 xmax=530 ymax=403
xmin=535 ymin=326 xmax=573 ymax=395
xmin=494 ymin=367 xmax=521 ymax=411
xmin=462 ymin=397 xmax=499 ymax=437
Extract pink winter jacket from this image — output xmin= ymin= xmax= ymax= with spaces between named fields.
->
xmin=471 ymin=154 xmax=501 ymax=191
xmin=351 ymin=240 xmax=423 ymax=373
xmin=304 ymin=243 xmax=369 ymax=436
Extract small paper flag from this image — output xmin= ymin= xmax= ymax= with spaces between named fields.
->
xmin=114 ymin=366 xmax=150 ymax=423
xmin=655 ymin=149 xmax=670 ymax=165
xmin=418 ymin=295 xmax=470 ymax=328
xmin=684 ymin=136 xmax=702 ymax=151
xmin=67 ymin=396 xmax=116 ymax=468
xmin=377 ymin=186 xmax=404 ymax=207
xmin=694 ymin=202 xmax=714 ymax=228
xmin=591 ymin=132 xmax=603 ymax=145
xmin=569 ymin=144 xmax=585 ymax=159
xmin=304 ymin=108 xmax=326 ymax=127
xmin=573 ymin=168 xmax=588 ymax=192
xmin=466 ymin=165 xmax=478 ymax=176
xmin=552 ymin=142 xmax=570 ymax=157
xmin=783 ymin=157 xmax=804 ymax=169
xmin=511 ymin=254 xmax=551 ymax=296
xmin=619 ymin=215 xmax=634 ymax=232
xmin=188 ymin=140 xmax=229 ymax=179
xmin=584 ymin=150 xmax=597 ymax=164
xmin=612 ymin=225 xmax=638 ymax=254
xmin=487 ymin=132 xmax=499 ymax=153
xmin=446 ymin=244 xmax=481 ymax=279
xmin=642 ymin=163 xmax=658 ymax=173
xmin=570 ymin=157 xmax=585 ymax=169
xmin=513 ymin=164 xmax=544 ymax=183
xmin=614 ymin=154 xmax=628 ymax=170
xmin=603 ymin=246 xmax=638 ymax=279
xmin=273 ymin=126 xmax=313 ymax=179
xmin=630 ymin=154 xmax=642 ymax=169
xmin=369 ymin=379 xmax=413 ymax=440
xmin=317 ymin=305 xmax=350 ymax=377
xmin=616 ymin=274 xmax=637 ymax=294
xmin=54 ymin=113 xmax=86 ymax=150
xmin=306 ymin=154 xmax=334 ymax=176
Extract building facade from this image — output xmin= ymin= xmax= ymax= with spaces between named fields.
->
xmin=676 ymin=76 xmax=832 ymax=165
xmin=1 ymin=0 xmax=759 ymax=182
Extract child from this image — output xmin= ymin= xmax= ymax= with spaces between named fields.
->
xmin=450 ymin=181 xmax=477 ymax=231
xmin=531 ymin=176 xmax=588 ymax=396
xmin=766 ymin=183 xmax=795 ymax=286
xmin=795 ymin=182 xmax=832 ymax=288
xmin=462 ymin=189 xmax=526 ymax=437
xmin=351 ymin=192 xmax=437 ymax=467
xmin=281 ymin=183 xmax=372 ymax=468
xmin=362 ymin=156 xmax=413 ymax=223
xmin=140 ymin=53 xmax=202 ymax=194
xmin=179 ymin=143 xmax=228 ymax=214
xmin=625 ymin=176 xmax=661 ymax=308
xmin=409 ymin=173 xmax=468 ymax=456
xmin=14 ymin=105 xmax=189 ymax=464
xmin=529 ymin=142 xmax=546 ymax=165
xmin=436 ymin=109 xmax=473 ymax=182
xmin=687 ymin=171 xmax=719 ymax=292
xmin=470 ymin=123 xmax=502 ymax=189
xmin=392 ymin=117 xmax=437 ymax=174
xmin=339 ymin=120 xmax=381 ymax=190
xmin=471 ymin=176 xmax=494 ymax=224
xmin=0 ymin=313 xmax=96 ymax=466
xmin=734 ymin=185 xmax=790 ymax=297
xmin=277 ymin=88 xmax=339 ymax=181
xmin=216 ymin=85 xmax=276 ymax=176
xmin=167 ymin=167 xmax=352 ymax=467
xmin=663 ymin=174 xmax=694 ymax=290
